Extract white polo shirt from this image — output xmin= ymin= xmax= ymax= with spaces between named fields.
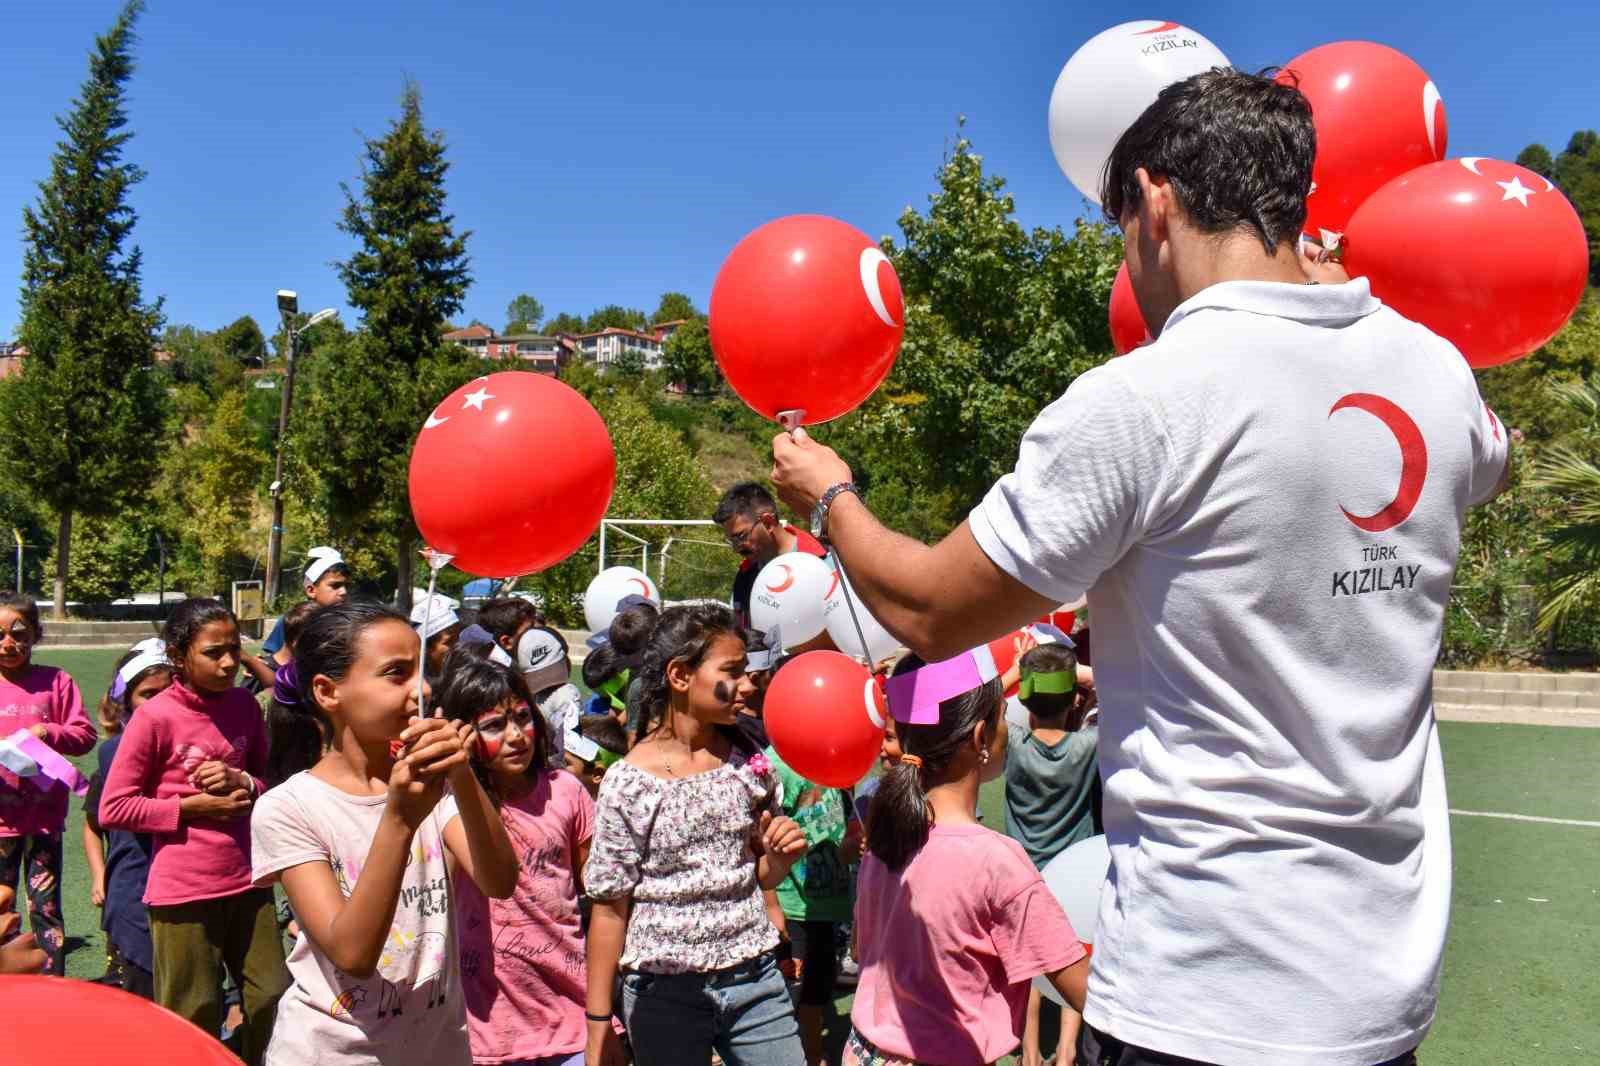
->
xmin=971 ymin=278 xmax=1506 ymax=1066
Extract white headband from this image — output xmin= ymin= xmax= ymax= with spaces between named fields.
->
xmin=118 ymin=649 xmax=170 ymax=687
xmin=304 ymin=547 xmax=345 ymax=586
xmin=410 ymin=597 xmax=460 ymax=643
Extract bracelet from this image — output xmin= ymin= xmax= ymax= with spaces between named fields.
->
xmin=585 ymin=1011 xmax=612 ymax=1023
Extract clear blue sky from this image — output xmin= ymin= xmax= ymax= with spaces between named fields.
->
xmin=1 ymin=0 xmax=1594 ymax=341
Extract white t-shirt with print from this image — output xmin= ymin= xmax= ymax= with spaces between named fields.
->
xmin=250 ymin=772 xmax=469 ymax=1066
xmin=970 ymin=279 xmax=1507 ymax=1066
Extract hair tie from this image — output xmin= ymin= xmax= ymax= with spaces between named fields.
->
xmin=272 ymin=661 xmax=302 ymax=707
xmin=898 ymin=753 xmax=923 ymax=769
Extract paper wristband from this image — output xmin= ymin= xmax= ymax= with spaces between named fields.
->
xmin=884 ymin=644 xmax=999 ymax=725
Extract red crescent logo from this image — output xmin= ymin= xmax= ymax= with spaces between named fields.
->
xmin=629 ymin=577 xmax=653 ymax=599
xmin=765 ymin=564 xmax=795 ymax=594
xmin=1134 ymin=20 xmax=1182 ymax=34
xmin=1329 ymin=394 xmax=1429 ymax=533
xmin=824 ymin=568 xmax=841 ymax=601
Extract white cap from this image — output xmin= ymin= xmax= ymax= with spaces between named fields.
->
xmin=516 ymin=628 xmax=570 ymax=692
xmin=409 ymin=594 xmax=460 ymax=642
xmin=117 ymin=649 xmax=170 ymax=687
xmin=131 ymin=636 xmax=167 ymax=656
xmin=304 ymin=546 xmax=346 ymax=586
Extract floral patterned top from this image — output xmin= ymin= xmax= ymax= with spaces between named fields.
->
xmin=583 ymin=757 xmax=781 ymax=974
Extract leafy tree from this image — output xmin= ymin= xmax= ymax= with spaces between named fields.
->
xmin=652 ymin=292 xmax=698 ymax=324
xmin=1521 ymin=131 xmax=1600 ymax=284
xmin=583 ymin=304 xmax=648 ymax=333
xmin=297 ymin=82 xmax=477 ymax=608
xmin=157 ymin=387 xmax=269 ymax=594
xmin=1530 ymin=372 xmax=1600 ymax=634
xmin=215 ymin=315 xmax=266 ymax=366
xmin=822 ymin=130 xmax=1123 ymax=536
xmin=613 ymin=347 xmax=648 ymax=377
xmin=41 ymin=510 xmax=154 ymax=604
xmin=543 ymin=311 xmax=585 ymax=335
xmin=0 ymin=1 xmax=167 ymax=617
xmin=504 ymin=293 xmax=544 ymax=334
xmin=1516 ymin=143 xmax=1554 ymax=180
xmin=662 ymin=317 xmax=718 ymax=394
xmin=1477 ymin=291 xmax=1600 ymax=445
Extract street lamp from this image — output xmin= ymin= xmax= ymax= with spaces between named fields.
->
xmin=264 ymin=290 xmax=338 ymax=605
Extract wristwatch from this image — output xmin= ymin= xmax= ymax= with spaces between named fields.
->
xmin=811 ymin=482 xmax=860 ymax=542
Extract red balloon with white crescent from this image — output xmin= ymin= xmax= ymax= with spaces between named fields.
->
xmin=1109 ymin=262 xmax=1152 ymax=355
xmin=1343 ymin=158 xmax=1590 ymax=367
xmin=409 ymin=372 xmax=616 ymax=577
xmin=1281 ymin=42 xmax=1448 ymax=244
xmin=710 ymin=215 xmax=904 ymax=425
xmin=764 ymin=651 xmax=885 ymax=789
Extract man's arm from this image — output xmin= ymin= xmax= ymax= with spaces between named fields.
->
xmin=772 ymin=434 xmax=1053 ymax=661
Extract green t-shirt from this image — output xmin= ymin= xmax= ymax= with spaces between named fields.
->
xmin=1003 ymin=725 xmax=1100 ymax=870
xmin=766 ymin=747 xmax=855 ymax=923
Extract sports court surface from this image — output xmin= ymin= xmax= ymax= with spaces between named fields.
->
xmin=35 ymin=647 xmax=1598 ymax=1064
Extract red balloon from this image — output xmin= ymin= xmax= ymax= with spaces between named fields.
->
xmin=2 ymin=976 xmax=240 ymax=1065
xmin=1343 ymin=158 xmax=1589 ymax=368
xmin=1282 ymin=42 xmax=1448 ymax=243
xmin=710 ymin=215 xmax=904 ymax=425
xmin=1039 ymin=609 xmax=1077 ymax=634
xmin=1109 ymin=262 xmax=1152 ymax=355
xmin=409 ymin=371 xmax=616 ymax=577
xmin=987 ymin=630 xmax=1030 ymax=699
xmin=765 ymin=650 xmax=885 ymax=789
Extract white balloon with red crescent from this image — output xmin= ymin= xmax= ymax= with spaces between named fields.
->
xmin=582 ymin=566 xmax=660 ymax=635
xmin=750 ymin=552 xmax=833 ymax=650
xmin=821 ymin=559 xmax=901 ymax=664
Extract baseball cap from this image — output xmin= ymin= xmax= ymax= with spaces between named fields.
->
xmin=517 ymin=628 xmax=571 ymax=692
xmin=409 ymin=594 xmax=460 ymax=642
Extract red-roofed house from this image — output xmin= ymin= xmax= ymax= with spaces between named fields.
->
xmin=570 ymin=327 xmax=664 ymax=371
xmin=441 ymin=324 xmax=573 ymax=376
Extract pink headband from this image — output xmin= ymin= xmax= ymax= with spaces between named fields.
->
xmin=884 ymin=644 xmax=998 ymax=725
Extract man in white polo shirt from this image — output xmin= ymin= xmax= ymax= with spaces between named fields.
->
xmin=771 ymin=68 xmax=1509 ymax=1066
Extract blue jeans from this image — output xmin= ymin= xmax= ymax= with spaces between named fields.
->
xmin=622 ymin=952 xmax=805 ymax=1066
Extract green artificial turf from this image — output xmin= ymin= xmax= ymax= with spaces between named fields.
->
xmin=21 ymin=647 xmax=1598 ymax=1064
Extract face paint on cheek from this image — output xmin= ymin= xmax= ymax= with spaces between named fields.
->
xmin=477 ymin=735 xmax=503 ymax=761
xmin=714 ymin=680 xmax=736 ymax=704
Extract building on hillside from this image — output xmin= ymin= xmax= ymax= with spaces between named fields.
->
xmin=571 ymin=327 xmax=664 ymax=371
xmin=0 ymin=342 xmax=19 ymax=379
xmin=649 ymin=319 xmax=689 ymax=342
xmin=441 ymin=324 xmax=573 ymax=375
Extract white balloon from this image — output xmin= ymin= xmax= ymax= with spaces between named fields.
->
xmin=1048 ymin=20 xmax=1231 ymax=204
xmin=749 ymin=552 xmax=833 ymax=650
xmin=583 ymin=566 xmax=660 ymax=634
xmin=1031 ymin=834 xmax=1111 ymax=1006
xmin=822 ymin=561 xmax=901 ymax=664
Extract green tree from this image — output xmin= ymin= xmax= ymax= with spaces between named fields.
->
xmin=1516 ymin=143 xmax=1554 ymax=180
xmin=504 ymin=293 xmax=544 ymax=334
xmin=41 ymin=510 xmax=154 ymax=604
xmin=1530 ymin=372 xmax=1600 ymax=634
xmin=583 ymin=304 xmax=648 ymax=333
xmin=1523 ymin=131 xmax=1600 ymax=285
xmin=652 ymin=292 xmax=698 ymax=324
xmin=662 ymin=317 xmax=717 ymax=394
xmin=157 ymin=387 xmax=269 ymax=594
xmin=215 ymin=314 xmax=266 ymax=366
xmin=0 ymin=1 xmax=167 ymax=617
xmin=543 ymin=311 xmax=585 ymax=335
xmin=613 ymin=347 xmax=648 ymax=377
xmin=299 ymin=82 xmax=476 ymax=608
xmin=824 ymin=130 xmax=1123 ymax=536
xmin=1476 ymin=291 xmax=1600 ymax=445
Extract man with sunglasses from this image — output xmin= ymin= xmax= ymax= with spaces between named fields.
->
xmin=713 ymin=481 xmax=825 ymax=631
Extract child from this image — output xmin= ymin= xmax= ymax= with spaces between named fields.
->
xmin=244 ymin=602 xmax=320 ymax=696
xmin=249 ymin=600 xmax=518 ymax=1066
xmin=608 ymin=598 xmax=658 ymax=737
xmin=0 ymin=590 xmax=95 ymax=975
xmin=562 ymin=713 xmax=627 ymax=799
xmin=763 ymin=660 xmax=863 ymax=1066
xmin=100 ymin=598 xmax=287 ymax=1064
xmin=849 ymin=648 xmax=1088 ymax=1066
xmin=583 ymin=603 xmax=809 ymax=1066
xmin=517 ymin=625 xmax=582 ymax=764
xmin=476 ymin=597 xmax=541 ymax=660
xmin=438 ymin=652 xmax=594 ymax=1066
xmin=82 ymin=645 xmax=175 ymax=997
xmin=411 ymin=592 xmax=462 ymax=680
xmin=1004 ymin=642 xmax=1098 ymax=1066
xmin=580 ymin=643 xmax=630 ymax=725
xmin=248 ymin=546 xmax=352 ymax=673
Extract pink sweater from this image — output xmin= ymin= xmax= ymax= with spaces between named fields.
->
xmin=0 ymin=664 xmax=94 ymax=837
xmin=99 ymin=679 xmax=268 ymax=906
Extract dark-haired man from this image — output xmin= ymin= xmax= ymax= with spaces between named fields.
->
xmin=772 ymin=68 xmax=1509 ymax=1066
xmin=713 ymin=481 xmax=824 ymax=630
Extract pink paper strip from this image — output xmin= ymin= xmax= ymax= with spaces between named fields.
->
xmin=885 ymin=646 xmax=999 ymax=725
xmin=10 ymin=731 xmax=89 ymax=797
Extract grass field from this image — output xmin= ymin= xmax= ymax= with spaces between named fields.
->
xmin=28 ymin=647 xmax=1600 ymax=1064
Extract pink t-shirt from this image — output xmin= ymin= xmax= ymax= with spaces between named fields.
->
xmin=0 ymin=664 xmax=94 ymax=837
xmin=457 ymin=770 xmax=594 ymax=1064
xmin=98 ymin=679 xmax=268 ymax=906
xmin=852 ymin=824 xmax=1086 ymax=1065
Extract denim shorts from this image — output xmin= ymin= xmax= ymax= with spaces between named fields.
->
xmin=621 ymin=951 xmax=804 ymax=1066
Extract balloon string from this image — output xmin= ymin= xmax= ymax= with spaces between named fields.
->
xmin=417 ymin=554 xmax=446 ymax=719
xmin=833 ymin=552 xmax=875 ymax=668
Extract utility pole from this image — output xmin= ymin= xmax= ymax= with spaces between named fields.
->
xmin=265 ymin=291 xmax=336 ymax=605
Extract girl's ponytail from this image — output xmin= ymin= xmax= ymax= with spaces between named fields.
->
xmin=866 ymin=665 xmax=1003 ymax=871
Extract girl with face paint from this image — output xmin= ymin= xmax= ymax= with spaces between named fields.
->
xmin=436 ymin=650 xmax=595 ymax=1066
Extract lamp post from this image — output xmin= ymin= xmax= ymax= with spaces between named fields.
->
xmin=265 ymin=291 xmax=338 ymax=605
